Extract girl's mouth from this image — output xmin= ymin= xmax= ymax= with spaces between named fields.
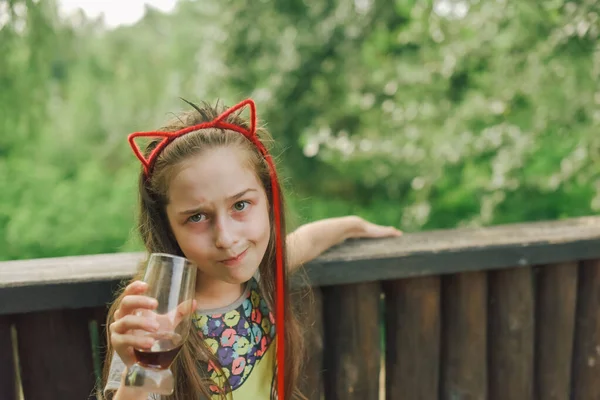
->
xmin=220 ymin=248 xmax=248 ymax=267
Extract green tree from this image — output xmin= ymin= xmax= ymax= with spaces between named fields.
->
xmin=1 ymin=0 xmax=598 ymax=261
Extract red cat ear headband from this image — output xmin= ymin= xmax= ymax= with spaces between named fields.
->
xmin=128 ymin=99 xmax=286 ymax=399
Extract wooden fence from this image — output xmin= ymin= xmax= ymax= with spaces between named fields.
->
xmin=1 ymin=216 xmax=600 ymax=399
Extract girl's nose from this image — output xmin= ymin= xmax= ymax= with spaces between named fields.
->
xmin=214 ymin=217 xmax=237 ymax=249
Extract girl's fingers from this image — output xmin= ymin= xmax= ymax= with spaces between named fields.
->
xmin=123 ymin=280 xmax=148 ymax=295
xmin=176 ymin=299 xmax=197 ymax=318
xmin=111 ymin=332 xmax=155 ymax=351
xmin=110 ymin=281 xmax=159 ymax=366
xmin=170 ymin=299 xmax=197 ymax=326
xmin=117 ymin=295 xmax=158 ymax=318
xmin=363 ymin=222 xmax=403 ymax=238
xmin=114 ymin=281 xmax=153 ymax=320
xmin=110 ymin=314 xmax=159 ymax=335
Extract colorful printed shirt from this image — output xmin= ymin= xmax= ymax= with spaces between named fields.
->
xmin=194 ymin=277 xmax=277 ymax=399
xmin=104 ymin=277 xmax=277 ymax=399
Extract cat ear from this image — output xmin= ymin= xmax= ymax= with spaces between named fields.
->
xmin=127 ymin=131 xmax=173 ymax=175
xmin=213 ymin=99 xmax=257 ymax=138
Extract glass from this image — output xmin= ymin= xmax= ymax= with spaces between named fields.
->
xmin=123 ymin=253 xmax=197 ymax=395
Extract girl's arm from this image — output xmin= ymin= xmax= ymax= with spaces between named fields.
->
xmin=286 ymin=216 xmax=401 ymax=272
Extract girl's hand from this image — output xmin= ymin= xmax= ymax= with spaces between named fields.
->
xmin=109 ymin=281 xmax=160 ymax=367
xmin=348 ymin=216 xmax=403 ymax=239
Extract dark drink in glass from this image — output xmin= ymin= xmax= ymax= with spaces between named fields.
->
xmin=134 ymin=332 xmax=183 ymax=369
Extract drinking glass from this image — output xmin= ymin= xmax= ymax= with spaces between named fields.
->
xmin=123 ymin=253 xmax=197 ymax=395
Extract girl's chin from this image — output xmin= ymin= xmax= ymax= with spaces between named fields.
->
xmin=222 ymin=267 xmax=258 ymax=284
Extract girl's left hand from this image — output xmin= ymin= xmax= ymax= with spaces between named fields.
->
xmin=349 ymin=216 xmax=403 ymax=239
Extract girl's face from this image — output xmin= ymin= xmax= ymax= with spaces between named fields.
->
xmin=165 ymin=147 xmax=271 ymax=287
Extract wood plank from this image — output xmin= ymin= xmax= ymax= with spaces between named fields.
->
xmin=323 ymin=282 xmax=381 ymax=400
xmin=385 ymin=276 xmax=440 ymax=400
xmin=1 ymin=216 xmax=599 ymax=298
xmin=16 ymin=308 xmax=96 ymax=399
xmin=0 ymin=279 xmax=121 ymax=315
xmin=0 ymin=252 xmax=141 ymax=288
xmin=92 ymin=304 xmax=110 ymax=353
xmin=303 ymin=216 xmax=600 ymax=286
xmin=572 ymin=259 xmax=600 ymax=400
xmin=91 ymin=305 xmax=110 ymax=399
xmin=534 ymin=262 xmax=578 ymax=400
xmin=488 ymin=267 xmax=534 ymax=400
xmin=303 ymin=238 xmax=600 ymax=287
xmin=441 ymin=271 xmax=487 ymax=400
xmin=4 ymin=232 xmax=595 ymax=315
xmin=0 ymin=315 xmax=17 ymax=400
xmin=297 ymin=287 xmax=324 ymax=400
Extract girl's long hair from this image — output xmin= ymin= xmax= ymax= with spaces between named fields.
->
xmin=102 ymin=101 xmax=306 ymax=399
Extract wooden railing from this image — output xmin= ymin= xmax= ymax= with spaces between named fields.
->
xmin=1 ymin=216 xmax=600 ymax=399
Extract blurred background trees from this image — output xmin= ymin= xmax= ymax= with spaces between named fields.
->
xmin=1 ymin=0 xmax=599 ymax=260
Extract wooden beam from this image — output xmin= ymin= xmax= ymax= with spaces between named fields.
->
xmin=297 ymin=287 xmax=324 ymax=400
xmin=306 ymin=216 xmax=600 ymax=287
xmin=16 ymin=308 xmax=97 ymax=399
xmin=323 ymin=282 xmax=381 ymax=400
xmin=0 ymin=316 xmax=17 ymax=400
xmin=534 ymin=262 xmax=577 ymax=400
xmin=0 ymin=280 xmax=120 ymax=315
xmin=0 ymin=252 xmax=141 ymax=288
xmin=1 ymin=216 xmax=599 ymax=314
xmin=384 ymin=276 xmax=441 ymax=400
xmin=440 ymin=271 xmax=487 ymax=400
xmin=572 ymin=259 xmax=600 ymax=400
xmin=488 ymin=267 xmax=535 ymax=400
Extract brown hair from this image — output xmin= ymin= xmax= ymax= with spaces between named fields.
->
xmin=103 ymin=100 xmax=306 ymax=399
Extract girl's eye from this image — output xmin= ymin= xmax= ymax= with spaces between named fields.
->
xmin=233 ymin=201 xmax=250 ymax=212
xmin=188 ymin=213 xmax=206 ymax=223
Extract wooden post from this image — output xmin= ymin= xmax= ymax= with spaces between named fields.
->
xmin=441 ymin=271 xmax=487 ymax=400
xmin=322 ymin=282 xmax=381 ymax=400
xmin=488 ymin=267 xmax=534 ymax=400
xmin=91 ymin=305 xmax=110 ymax=399
xmin=535 ymin=262 xmax=578 ymax=400
xmin=572 ymin=259 xmax=600 ymax=400
xmin=385 ymin=276 xmax=441 ymax=400
xmin=297 ymin=287 xmax=324 ymax=400
xmin=16 ymin=308 xmax=96 ymax=399
xmin=0 ymin=316 xmax=17 ymax=400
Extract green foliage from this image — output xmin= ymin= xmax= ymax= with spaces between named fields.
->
xmin=1 ymin=0 xmax=599 ymax=260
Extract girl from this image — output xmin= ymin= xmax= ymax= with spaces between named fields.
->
xmin=103 ymin=99 xmax=401 ymax=400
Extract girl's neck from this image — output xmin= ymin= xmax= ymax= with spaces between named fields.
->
xmin=194 ymin=276 xmax=245 ymax=311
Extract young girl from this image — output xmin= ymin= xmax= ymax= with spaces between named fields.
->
xmin=103 ymin=99 xmax=401 ymax=400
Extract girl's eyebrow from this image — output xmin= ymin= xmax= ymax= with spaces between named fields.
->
xmin=228 ymin=188 xmax=257 ymax=201
xmin=178 ymin=188 xmax=258 ymax=216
